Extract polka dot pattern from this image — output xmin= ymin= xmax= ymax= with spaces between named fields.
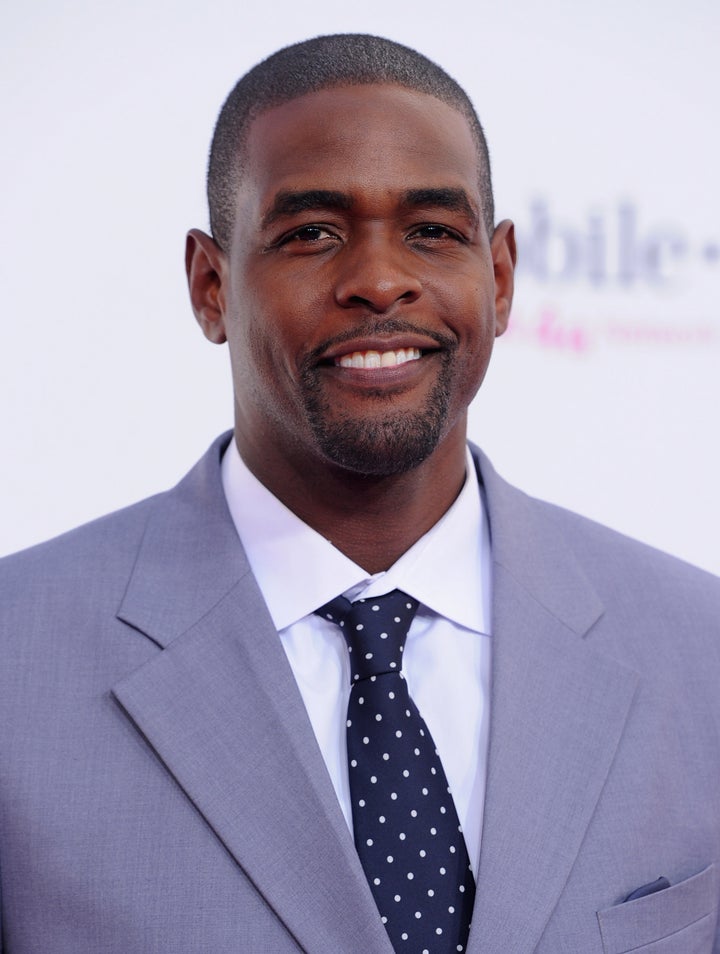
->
xmin=317 ymin=590 xmax=475 ymax=953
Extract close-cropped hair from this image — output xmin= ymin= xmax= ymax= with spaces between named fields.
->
xmin=207 ymin=33 xmax=495 ymax=250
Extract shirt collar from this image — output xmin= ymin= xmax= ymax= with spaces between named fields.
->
xmin=221 ymin=441 xmax=491 ymax=636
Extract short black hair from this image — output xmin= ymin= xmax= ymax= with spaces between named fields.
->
xmin=207 ymin=34 xmax=495 ymax=250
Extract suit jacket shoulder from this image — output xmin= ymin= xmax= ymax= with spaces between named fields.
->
xmin=472 ymin=441 xmax=720 ymax=638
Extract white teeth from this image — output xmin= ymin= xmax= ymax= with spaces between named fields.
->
xmin=337 ymin=348 xmax=421 ymax=369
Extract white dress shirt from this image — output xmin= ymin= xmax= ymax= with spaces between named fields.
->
xmin=221 ymin=441 xmax=492 ymax=875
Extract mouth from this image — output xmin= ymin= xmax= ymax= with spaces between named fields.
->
xmin=334 ymin=347 xmax=422 ymax=369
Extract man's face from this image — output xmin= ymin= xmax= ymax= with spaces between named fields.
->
xmin=195 ymin=84 xmax=514 ymax=481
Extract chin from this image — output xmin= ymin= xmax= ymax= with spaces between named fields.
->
xmin=313 ymin=412 xmax=446 ymax=478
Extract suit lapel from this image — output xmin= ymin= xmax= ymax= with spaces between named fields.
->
xmin=466 ymin=451 xmax=639 ymax=954
xmin=112 ymin=436 xmax=392 ymax=954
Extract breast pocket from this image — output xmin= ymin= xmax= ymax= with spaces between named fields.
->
xmin=596 ymin=864 xmax=718 ymax=953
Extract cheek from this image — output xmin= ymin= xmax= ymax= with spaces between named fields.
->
xmin=227 ymin=305 xmax=309 ymax=411
xmin=443 ymin=289 xmax=498 ymax=394
xmin=438 ymin=278 xmax=496 ymax=351
xmin=241 ymin=267 xmax=326 ymax=352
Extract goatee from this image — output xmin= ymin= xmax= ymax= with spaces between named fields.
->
xmin=299 ymin=353 xmax=454 ymax=477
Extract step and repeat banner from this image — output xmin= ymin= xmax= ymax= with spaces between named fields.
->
xmin=1 ymin=0 xmax=718 ymax=572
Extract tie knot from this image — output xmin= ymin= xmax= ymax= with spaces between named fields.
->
xmin=316 ymin=589 xmax=419 ymax=682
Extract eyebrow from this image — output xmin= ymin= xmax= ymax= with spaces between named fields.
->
xmin=401 ymin=188 xmax=479 ymax=227
xmin=261 ymin=190 xmax=352 ymax=229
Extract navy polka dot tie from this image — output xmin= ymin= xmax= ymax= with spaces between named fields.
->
xmin=316 ymin=590 xmax=475 ymax=953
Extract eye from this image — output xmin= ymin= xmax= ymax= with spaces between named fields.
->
xmin=279 ymin=225 xmax=338 ymax=245
xmin=407 ymin=223 xmax=465 ymax=244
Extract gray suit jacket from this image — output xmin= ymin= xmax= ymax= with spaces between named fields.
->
xmin=1 ymin=433 xmax=718 ymax=953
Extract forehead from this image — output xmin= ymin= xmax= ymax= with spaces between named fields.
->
xmin=239 ymin=84 xmax=481 ymax=211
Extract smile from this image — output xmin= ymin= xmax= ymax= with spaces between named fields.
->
xmin=335 ymin=348 xmax=422 ymax=369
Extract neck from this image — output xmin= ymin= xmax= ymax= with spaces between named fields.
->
xmin=236 ymin=429 xmax=468 ymax=574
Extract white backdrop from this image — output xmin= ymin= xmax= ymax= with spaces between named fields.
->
xmin=2 ymin=0 xmax=718 ymax=574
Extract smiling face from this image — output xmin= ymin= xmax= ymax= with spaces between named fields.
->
xmin=188 ymin=84 xmax=515 ymax=488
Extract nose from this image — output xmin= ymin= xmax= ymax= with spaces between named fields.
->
xmin=334 ymin=234 xmax=422 ymax=313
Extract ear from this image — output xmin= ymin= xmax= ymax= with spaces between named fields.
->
xmin=490 ymin=219 xmax=517 ymax=337
xmin=185 ymin=228 xmax=228 ymax=344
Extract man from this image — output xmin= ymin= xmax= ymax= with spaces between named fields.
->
xmin=0 ymin=33 xmax=718 ymax=954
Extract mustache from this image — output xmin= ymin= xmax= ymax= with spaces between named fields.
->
xmin=307 ymin=318 xmax=457 ymax=363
